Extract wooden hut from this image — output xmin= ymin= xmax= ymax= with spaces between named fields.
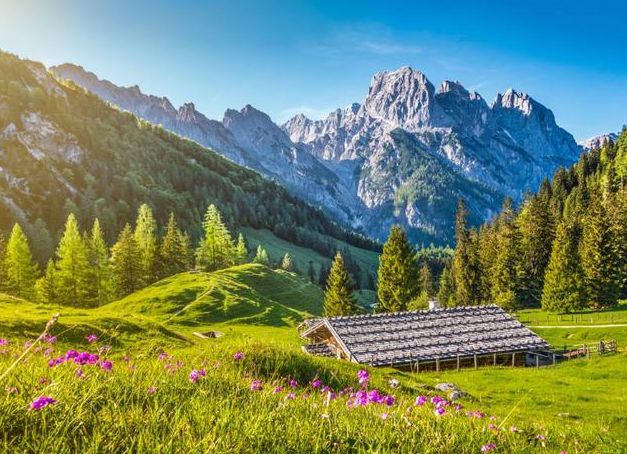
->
xmin=299 ymin=305 xmax=549 ymax=371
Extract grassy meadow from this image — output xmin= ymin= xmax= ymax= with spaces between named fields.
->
xmin=1 ymin=265 xmax=626 ymax=453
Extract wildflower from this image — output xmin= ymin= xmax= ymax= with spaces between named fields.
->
xmin=233 ymin=351 xmax=244 ymax=361
xmin=454 ymin=404 xmax=463 ymax=412
xmin=434 ymin=407 xmax=446 ymax=416
xmin=509 ymin=426 xmax=520 ymax=433
xmin=76 ymin=368 xmax=85 ymax=378
xmin=535 ymin=435 xmax=546 ymax=441
xmin=311 ymin=379 xmax=322 ymax=388
xmin=23 ymin=341 xmax=32 ymax=349
xmin=488 ymin=424 xmax=498 ymax=431
xmin=388 ymin=378 xmax=400 ymax=388
xmin=189 ymin=369 xmax=206 ymax=383
xmin=357 ymin=369 xmax=370 ymax=386
xmin=250 ymin=380 xmax=263 ymax=391
xmin=489 ymin=415 xmax=497 ymax=421
xmin=98 ymin=345 xmax=112 ymax=355
xmin=65 ymin=350 xmax=79 ymax=360
xmin=321 ymin=385 xmax=330 ymax=393
xmin=285 ymin=392 xmax=296 ymax=400
xmin=381 ymin=413 xmax=389 ymax=420
xmin=86 ymin=334 xmax=98 ymax=343
xmin=147 ymin=386 xmax=157 ymax=394
xmin=273 ymin=386 xmax=283 ymax=394
xmin=38 ymin=377 xmax=50 ymax=385
xmin=30 ymin=396 xmax=57 ymax=410
xmin=0 ymin=338 xmax=8 ymax=346
xmin=158 ymin=352 xmax=169 ymax=361
xmin=414 ymin=395 xmax=427 ymax=406
xmin=99 ymin=360 xmax=113 ymax=371
xmin=289 ymin=379 xmax=298 ymax=388
xmin=481 ymin=443 xmax=496 ymax=452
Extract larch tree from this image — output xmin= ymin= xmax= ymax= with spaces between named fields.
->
xmin=235 ymin=233 xmax=248 ymax=265
xmin=88 ymin=219 xmax=113 ymax=306
xmin=323 ymin=252 xmax=359 ymax=317
xmin=451 ymin=200 xmax=481 ymax=306
xmin=376 ymin=225 xmax=420 ymax=313
xmin=195 ymin=204 xmax=235 ymax=271
xmin=253 ymin=245 xmax=269 ymax=266
xmin=159 ymin=213 xmax=187 ymax=278
xmin=134 ymin=204 xmax=158 ymax=285
xmin=280 ymin=253 xmax=293 ymax=271
xmin=55 ymin=214 xmax=91 ymax=307
xmin=35 ymin=259 xmax=58 ymax=305
xmin=110 ymin=224 xmax=142 ymax=297
xmin=3 ymin=224 xmax=38 ymax=299
xmin=541 ymin=218 xmax=587 ymax=313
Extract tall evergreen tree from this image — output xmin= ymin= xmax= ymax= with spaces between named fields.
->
xmin=490 ymin=198 xmax=522 ymax=311
xmin=55 ymin=213 xmax=91 ymax=307
xmin=253 ymin=245 xmax=269 ymax=266
xmin=580 ymin=194 xmax=620 ymax=308
xmin=88 ymin=219 xmax=113 ymax=306
xmin=134 ymin=204 xmax=158 ymax=285
xmin=195 ymin=205 xmax=235 ymax=271
xmin=323 ymin=252 xmax=359 ymax=317
xmin=451 ymin=200 xmax=481 ymax=306
xmin=608 ymin=188 xmax=627 ymax=298
xmin=158 ymin=213 xmax=188 ymax=278
xmin=111 ymin=224 xmax=142 ymax=297
xmin=235 ymin=233 xmax=248 ymax=265
xmin=541 ymin=218 xmax=587 ymax=313
xmin=35 ymin=259 xmax=58 ymax=304
xmin=419 ymin=263 xmax=435 ymax=297
xmin=280 ymin=253 xmax=293 ymax=271
xmin=437 ymin=265 xmax=454 ymax=307
xmin=376 ymin=225 xmax=420 ymax=312
xmin=3 ymin=224 xmax=38 ymax=299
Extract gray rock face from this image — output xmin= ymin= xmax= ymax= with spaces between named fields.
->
xmin=52 ymin=64 xmax=581 ymax=244
xmin=579 ymin=132 xmax=618 ymax=151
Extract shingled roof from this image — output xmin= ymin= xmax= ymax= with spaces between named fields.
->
xmin=301 ymin=305 xmax=549 ymax=366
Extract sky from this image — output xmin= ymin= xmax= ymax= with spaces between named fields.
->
xmin=0 ymin=0 xmax=626 ymax=141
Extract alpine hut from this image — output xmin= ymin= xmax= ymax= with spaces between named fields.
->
xmin=299 ymin=305 xmax=549 ymax=371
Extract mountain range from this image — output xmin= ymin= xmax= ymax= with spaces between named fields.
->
xmin=52 ymin=64 xmax=582 ymax=244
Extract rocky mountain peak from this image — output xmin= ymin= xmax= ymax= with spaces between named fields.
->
xmin=176 ymin=102 xmax=198 ymax=122
xmin=493 ymin=88 xmax=534 ymax=115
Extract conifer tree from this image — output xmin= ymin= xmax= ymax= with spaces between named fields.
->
xmin=35 ymin=259 xmax=58 ymax=304
xmin=134 ymin=204 xmax=158 ymax=285
xmin=158 ymin=213 xmax=188 ymax=278
xmin=490 ymin=198 xmax=522 ymax=311
xmin=55 ymin=214 xmax=91 ymax=307
xmin=280 ymin=253 xmax=293 ymax=271
xmin=451 ymin=200 xmax=481 ymax=306
xmin=376 ymin=225 xmax=420 ymax=312
xmin=235 ymin=233 xmax=248 ymax=265
xmin=195 ymin=204 xmax=235 ymax=271
xmin=307 ymin=261 xmax=316 ymax=283
xmin=476 ymin=223 xmax=497 ymax=304
xmin=88 ymin=219 xmax=113 ymax=306
xmin=253 ymin=245 xmax=269 ymax=266
xmin=111 ymin=224 xmax=142 ymax=297
xmin=541 ymin=218 xmax=587 ymax=313
xmin=0 ymin=233 xmax=7 ymax=292
xmin=323 ymin=252 xmax=359 ymax=317
xmin=3 ymin=224 xmax=38 ymax=299
xmin=437 ymin=265 xmax=454 ymax=307
xmin=608 ymin=189 xmax=627 ymax=298
xmin=580 ymin=194 xmax=620 ymax=308
xmin=419 ymin=263 xmax=435 ymax=297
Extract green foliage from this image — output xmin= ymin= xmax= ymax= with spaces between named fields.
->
xmin=195 ymin=205 xmax=235 ymax=272
xmin=158 ymin=213 xmax=190 ymax=279
xmin=280 ymin=253 xmax=293 ymax=272
xmin=376 ymin=226 xmax=420 ymax=312
xmin=55 ymin=214 xmax=91 ymax=307
xmin=419 ymin=263 xmax=435 ymax=298
xmin=235 ymin=233 xmax=248 ymax=265
xmin=110 ymin=224 xmax=142 ymax=297
xmin=437 ymin=265 xmax=454 ymax=307
xmin=88 ymin=219 xmax=114 ymax=306
xmin=35 ymin=259 xmax=58 ymax=304
xmin=490 ymin=198 xmax=522 ymax=311
xmin=253 ymin=246 xmax=270 ymax=266
xmin=323 ymin=252 xmax=358 ymax=316
xmin=3 ymin=224 xmax=38 ymax=299
xmin=451 ymin=200 xmax=481 ymax=306
xmin=134 ymin=204 xmax=158 ymax=285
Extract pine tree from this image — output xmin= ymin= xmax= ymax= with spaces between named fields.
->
xmin=580 ymin=194 xmax=620 ymax=308
xmin=451 ymin=200 xmax=481 ymax=306
xmin=195 ymin=205 xmax=235 ymax=271
xmin=0 ymin=233 xmax=7 ymax=292
xmin=158 ymin=213 xmax=188 ymax=278
xmin=280 ymin=253 xmax=293 ymax=271
xmin=111 ymin=224 xmax=142 ymax=297
xmin=323 ymin=252 xmax=359 ymax=317
xmin=35 ymin=259 xmax=58 ymax=304
xmin=608 ymin=188 xmax=627 ymax=298
xmin=235 ymin=233 xmax=248 ymax=265
xmin=490 ymin=198 xmax=522 ymax=311
xmin=376 ymin=225 xmax=420 ymax=312
xmin=134 ymin=204 xmax=158 ymax=285
xmin=437 ymin=265 xmax=454 ymax=307
xmin=541 ymin=218 xmax=587 ymax=313
xmin=3 ymin=224 xmax=38 ymax=299
xmin=253 ymin=245 xmax=269 ymax=266
xmin=55 ymin=214 xmax=91 ymax=307
xmin=88 ymin=219 xmax=113 ymax=306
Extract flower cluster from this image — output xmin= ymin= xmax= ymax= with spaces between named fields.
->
xmin=86 ymin=334 xmax=98 ymax=343
xmin=189 ymin=369 xmax=206 ymax=383
xmin=48 ymin=350 xmax=100 ymax=367
xmin=30 ymin=396 xmax=57 ymax=410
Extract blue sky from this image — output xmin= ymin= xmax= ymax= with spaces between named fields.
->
xmin=1 ymin=0 xmax=626 ymax=140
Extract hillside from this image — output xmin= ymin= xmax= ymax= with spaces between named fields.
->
xmin=0 ymin=50 xmax=377 ymax=265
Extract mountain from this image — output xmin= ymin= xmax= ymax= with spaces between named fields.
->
xmin=579 ymin=132 xmax=618 ymax=151
xmin=0 ymin=51 xmax=377 ymax=266
xmin=52 ymin=64 xmax=581 ymax=244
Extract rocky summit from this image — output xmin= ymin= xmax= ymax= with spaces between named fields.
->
xmin=53 ymin=64 xmax=581 ymax=244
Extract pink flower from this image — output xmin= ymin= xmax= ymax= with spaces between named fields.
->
xmin=273 ymin=386 xmax=283 ymax=394
xmin=488 ymin=424 xmax=498 ymax=431
xmin=434 ymin=407 xmax=446 ymax=416
xmin=357 ymin=369 xmax=370 ymax=386
xmin=43 ymin=334 xmax=57 ymax=344
xmin=481 ymin=443 xmax=496 ymax=452
xmin=414 ymin=395 xmax=427 ymax=406
xmin=76 ymin=368 xmax=85 ymax=378
xmin=289 ymin=379 xmax=298 ymax=388
xmin=311 ymin=379 xmax=322 ymax=388
xmin=86 ymin=334 xmax=98 ymax=343
xmin=158 ymin=352 xmax=170 ymax=361
xmin=0 ymin=338 xmax=8 ymax=346
xmin=380 ymin=413 xmax=389 ymax=420
xmin=99 ymin=360 xmax=113 ymax=371
xmin=535 ymin=435 xmax=546 ymax=441
xmin=510 ymin=426 xmax=520 ymax=433
xmin=285 ymin=392 xmax=296 ymax=400
xmin=233 ymin=351 xmax=244 ymax=361
xmin=189 ymin=369 xmax=206 ymax=383
xmin=147 ymin=386 xmax=157 ymax=394
xmin=250 ymin=380 xmax=263 ymax=391
xmin=30 ymin=396 xmax=56 ymax=410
